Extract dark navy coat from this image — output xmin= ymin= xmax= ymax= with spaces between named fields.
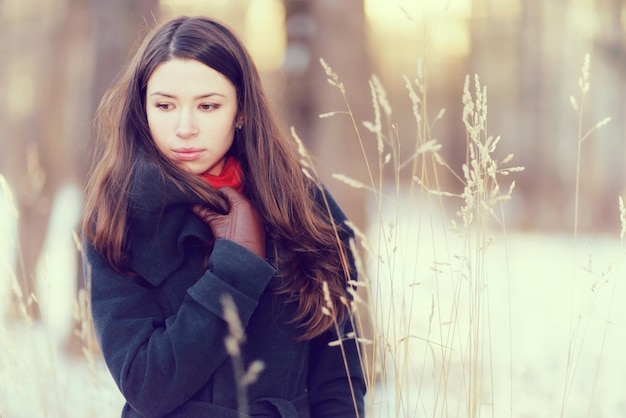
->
xmin=83 ymin=160 xmax=365 ymax=417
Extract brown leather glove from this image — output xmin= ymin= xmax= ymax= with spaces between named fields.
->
xmin=192 ymin=187 xmax=266 ymax=259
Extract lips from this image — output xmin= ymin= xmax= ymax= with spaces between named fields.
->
xmin=171 ymin=148 xmax=205 ymax=162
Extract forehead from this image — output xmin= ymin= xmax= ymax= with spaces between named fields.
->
xmin=147 ymin=58 xmax=235 ymax=95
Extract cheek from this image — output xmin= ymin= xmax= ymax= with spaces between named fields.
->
xmin=146 ymin=112 xmax=166 ymax=140
xmin=206 ymin=119 xmax=236 ymax=145
xmin=220 ymin=127 xmax=236 ymax=150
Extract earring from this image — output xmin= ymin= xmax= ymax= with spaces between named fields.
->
xmin=236 ymin=124 xmax=243 ymax=130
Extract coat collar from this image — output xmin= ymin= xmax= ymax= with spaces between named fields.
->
xmin=126 ymin=158 xmax=212 ymax=286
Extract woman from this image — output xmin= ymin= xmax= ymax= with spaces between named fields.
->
xmin=81 ymin=15 xmax=365 ymax=418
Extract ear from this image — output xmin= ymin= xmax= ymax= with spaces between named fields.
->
xmin=235 ymin=115 xmax=244 ymax=130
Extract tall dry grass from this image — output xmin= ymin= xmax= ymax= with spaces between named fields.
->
xmin=312 ymin=52 xmax=623 ymax=418
xmin=1 ymin=51 xmax=624 ymax=417
xmin=559 ymin=53 xmax=616 ymax=418
xmin=317 ymin=57 xmax=523 ymax=417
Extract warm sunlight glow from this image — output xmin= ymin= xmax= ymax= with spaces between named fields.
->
xmin=364 ymin=0 xmax=472 ymax=57
xmin=160 ymin=0 xmax=232 ymax=17
xmin=159 ymin=0 xmax=285 ymax=72
xmin=244 ymin=0 xmax=286 ymax=72
xmin=363 ymin=0 xmax=471 ymax=86
xmin=568 ymin=1 xmax=599 ymax=38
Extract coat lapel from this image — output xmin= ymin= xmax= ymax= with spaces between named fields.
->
xmin=126 ymin=159 xmax=212 ymax=286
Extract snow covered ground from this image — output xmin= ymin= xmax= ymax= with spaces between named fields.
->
xmin=0 ymin=182 xmax=624 ymax=417
xmin=0 ymin=321 xmax=124 ymax=418
xmin=364 ymin=195 xmax=626 ymax=418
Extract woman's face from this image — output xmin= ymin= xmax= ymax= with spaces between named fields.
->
xmin=146 ymin=58 xmax=240 ymax=175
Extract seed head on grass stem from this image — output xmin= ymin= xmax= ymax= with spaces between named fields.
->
xmin=0 ymin=175 xmax=19 ymax=219
xmin=619 ymin=196 xmax=625 ymax=244
xmin=220 ymin=294 xmax=265 ymax=418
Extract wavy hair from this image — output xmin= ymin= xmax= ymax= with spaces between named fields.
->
xmin=81 ymin=16 xmax=352 ymax=340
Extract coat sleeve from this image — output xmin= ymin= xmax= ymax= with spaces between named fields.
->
xmin=85 ymin=238 xmax=275 ymax=417
xmin=307 ymin=187 xmax=366 ymax=417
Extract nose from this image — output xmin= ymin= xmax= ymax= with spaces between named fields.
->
xmin=176 ymin=110 xmax=198 ymax=139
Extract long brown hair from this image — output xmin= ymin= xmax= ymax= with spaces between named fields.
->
xmin=81 ymin=16 xmax=352 ymax=340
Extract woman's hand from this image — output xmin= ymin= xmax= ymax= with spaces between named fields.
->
xmin=192 ymin=187 xmax=266 ymax=259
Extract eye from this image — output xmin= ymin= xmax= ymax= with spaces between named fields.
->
xmin=155 ymin=103 xmax=174 ymax=111
xmin=199 ymin=103 xmax=219 ymax=111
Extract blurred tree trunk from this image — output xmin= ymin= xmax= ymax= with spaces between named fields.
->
xmin=516 ymin=0 xmax=549 ymax=228
xmin=1 ymin=11 xmax=42 ymax=319
xmin=89 ymin=0 xmax=160 ymax=124
xmin=0 ymin=0 xmax=158 ymax=344
xmin=2 ymin=1 xmax=91 ymax=321
xmin=591 ymin=0 xmax=626 ymax=229
xmin=309 ymin=0 xmax=377 ymax=388
xmin=281 ymin=0 xmax=315 ymax=143
xmin=282 ymin=0 xmax=372 ymax=232
xmin=282 ymin=0 xmax=376 ymax=386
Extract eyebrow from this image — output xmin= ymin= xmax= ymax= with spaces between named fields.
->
xmin=148 ymin=92 xmax=226 ymax=99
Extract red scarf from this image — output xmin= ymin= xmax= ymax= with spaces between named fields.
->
xmin=199 ymin=157 xmax=244 ymax=192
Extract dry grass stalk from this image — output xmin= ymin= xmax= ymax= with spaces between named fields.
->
xmin=318 ymin=52 xmax=526 ymax=417
xmin=619 ymin=196 xmax=625 ymax=244
xmin=220 ymin=294 xmax=265 ymax=418
xmin=560 ymin=53 xmax=616 ymax=418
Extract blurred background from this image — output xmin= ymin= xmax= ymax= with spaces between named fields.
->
xmin=2 ymin=0 xmax=626 ymax=334
xmin=0 ymin=0 xmax=625 ymax=415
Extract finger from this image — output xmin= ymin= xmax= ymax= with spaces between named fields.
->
xmin=192 ymin=205 xmax=219 ymax=223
